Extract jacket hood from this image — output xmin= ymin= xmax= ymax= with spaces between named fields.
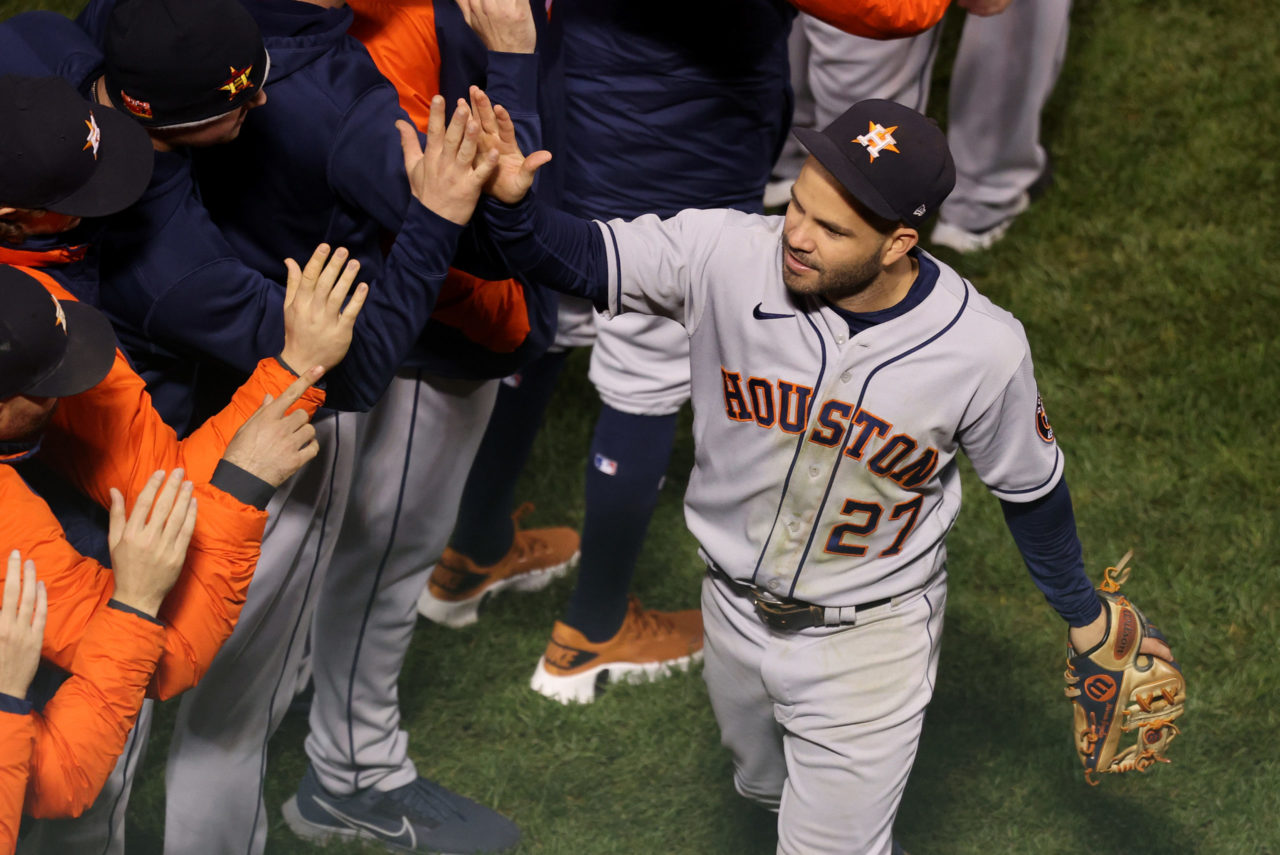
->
xmin=247 ymin=0 xmax=354 ymax=81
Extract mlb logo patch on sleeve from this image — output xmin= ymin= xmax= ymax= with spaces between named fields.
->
xmin=593 ymin=454 xmax=618 ymax=476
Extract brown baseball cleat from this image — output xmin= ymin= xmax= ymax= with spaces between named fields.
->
xmin=530 ymin=597 xmax=704 ymax=704
xmin=417 ymin=503 xmax=579 ymax=628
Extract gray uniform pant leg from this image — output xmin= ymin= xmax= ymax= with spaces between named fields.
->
xmin=306 ymin=372 xmax=500 ymax=796
xmin=162 ymin=413 xmax=356 ymax=855
xmin=701 ymin=571 xmax=947 ymax=855
xmin=772 ymin=16 xmax=942 ymax=186
xmin=941 ymin=0 xmax=1072 ymax=229
xmin=17 ymin=699 xmax=153 ymax=855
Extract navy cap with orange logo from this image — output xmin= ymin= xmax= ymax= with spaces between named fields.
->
xmin=104 ymin=0 xmax=269 ymax=128
xmin=0 ymin=265 xmax=118 ymax=399
xmin=0 ymin=75 xmax=154 ymax=218
xmin=795 ymin=99 xmax=955 ymax=229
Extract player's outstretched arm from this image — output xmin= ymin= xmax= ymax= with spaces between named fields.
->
xmin=6 ymin=543 xmax=166 ymax=821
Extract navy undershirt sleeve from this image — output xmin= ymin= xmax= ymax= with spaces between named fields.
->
xmin=1000 ymin=478 xmax=1103 ymax=627
xmin=483 ymin=193 xmax=609 ymax=308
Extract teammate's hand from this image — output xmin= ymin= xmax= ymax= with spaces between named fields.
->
xmin=0 ymin=550 xmax=46 ymax=698
xmin=108 ymin=470 xmax=198 ymax=618
xmin=398 ymin=95 xmax=500 ymax=225
xmin=221 ymin=369 xmax=324 ymax=488
xmin=280 ymin=243 xmax=368 ymax=375
xmin=467 ymin=86 xmax=552 ymax=204
xmin=957 ymin=0 xmax=1014 ymax=16
xmin=456 ymin=0 xmax=536 ymax=53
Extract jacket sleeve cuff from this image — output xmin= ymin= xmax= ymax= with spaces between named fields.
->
xmin=484 ymin=51 xmax=539 ymax=115
xmin=209 ymin=459 xmax=274 ymax=510
xmin=107 ymin=599 xmax=165 ymax=626
xmin=0 ymin=694 xmax=32 ymax=715
xmin=393 ymin=202 xmax=466 ymax=277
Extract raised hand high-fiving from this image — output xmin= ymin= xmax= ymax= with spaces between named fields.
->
xmin=466 ymin=85 xmax=552 ymax=205
xmin=398 ymin=95 xmax=500 ymax=226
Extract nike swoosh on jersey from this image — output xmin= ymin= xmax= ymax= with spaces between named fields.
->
xmin=752 ymin=302 xmax=793 ymax=320
xmin=312 ymin=797 xmax=418 ymax=849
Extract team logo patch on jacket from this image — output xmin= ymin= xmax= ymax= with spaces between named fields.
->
xmin=855 ymin=121 xmax=899 ymax=162
xmin=1036 ymin=395 xmax=1055 ymax=443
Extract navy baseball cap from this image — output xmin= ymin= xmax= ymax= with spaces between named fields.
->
xmin=794 ymin=99 xmax=955 ymax=229
xmin=104 ymin=0 xmax=269 ymax=128
xmin=0 ymin=75 xmax=154 ymax=218
xmin=0 ymin=265 xmax=117 ymax=399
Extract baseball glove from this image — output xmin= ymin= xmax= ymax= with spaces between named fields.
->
xmin=1064 ymin=551 xmax=1185 ymax=785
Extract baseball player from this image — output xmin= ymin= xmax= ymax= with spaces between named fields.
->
xmin=465 ymin=94 xmax=1172 ymax=853
xmin=435 ymin=0 xmax=949 ymax=705
xmin=769 ymin=0 xmax=1069 ymax=251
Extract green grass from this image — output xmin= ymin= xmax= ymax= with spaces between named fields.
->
xmin=6 ymin=0 xmax=1280 ymax=852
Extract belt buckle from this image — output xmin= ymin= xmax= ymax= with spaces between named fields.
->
xmin=751 ymin=595 xmax=819 ymax=631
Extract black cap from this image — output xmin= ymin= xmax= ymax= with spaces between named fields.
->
xmin=104 ymin=0 xmax=269 ymax=128
xmin=794 ymin=99 xmax=955 ymax=229
xmin=0 ymin=265 xmax=117 ymax=399
xmin=0 ymin=75 xmax=154 ymax=218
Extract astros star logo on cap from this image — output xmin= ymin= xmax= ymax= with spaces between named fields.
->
xmin=50 ymin=292 xmax=67 ymax=333
xmin=219 ymin=65 xmax=255 ymax=100
xmin=83 ymin=112 xmax=102 ymax=160
xmin=854 ymin=121 xmax=900 ymax=162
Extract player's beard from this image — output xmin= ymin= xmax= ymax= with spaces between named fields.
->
xmin=780 ymin=238 xmax=884 ymax=303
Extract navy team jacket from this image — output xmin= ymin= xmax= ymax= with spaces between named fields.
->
xmin=76 ymin=0 xmax=558 ymax=431
xmin=556 ymin=0 xmax=796 ymax=221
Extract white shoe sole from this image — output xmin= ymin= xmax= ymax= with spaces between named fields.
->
xmin=929 ymin=193 xmax=1031 ymax=254
xmin=762 ymin=179 xmax=794 ymax=210
xmin=282 ymin=796 xmax=366 ymax=847
xmin=529 ymin=648 xmax=704 ymax=705
xmin=416 ymin=552 xmax=579 ymax=629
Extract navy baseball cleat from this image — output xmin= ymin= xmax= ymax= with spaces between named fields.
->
xmin=282 ymin=765 xmax=520 ymax=853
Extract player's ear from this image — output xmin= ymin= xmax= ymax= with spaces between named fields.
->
xmin=881 ymin=225 xmax=918 ymax=267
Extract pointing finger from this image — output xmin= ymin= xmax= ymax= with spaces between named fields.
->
xmin=263 ymin=371 xmax=320 ymax=418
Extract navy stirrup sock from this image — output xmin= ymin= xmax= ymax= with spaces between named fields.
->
xmin=449 ymin=349 xmax=570 ymax=565
xmin=565 ymin=405 xmax=679 ymax=642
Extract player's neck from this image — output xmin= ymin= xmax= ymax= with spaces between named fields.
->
xmin=830 ymin=254 xmax=918 ymax=315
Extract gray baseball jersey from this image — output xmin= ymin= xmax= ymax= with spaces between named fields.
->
xmin=595 ymin=208 xmax=1063 ymax=605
